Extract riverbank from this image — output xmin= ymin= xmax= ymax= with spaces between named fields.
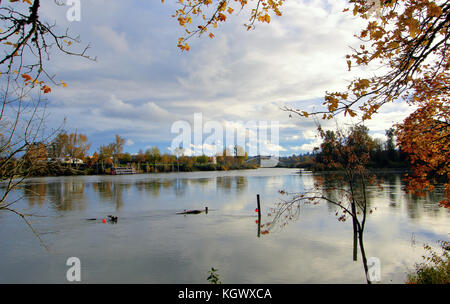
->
xmin=23 ymin=162 xmax=260 ymax=178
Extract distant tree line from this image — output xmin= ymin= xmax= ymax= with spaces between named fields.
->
xmin=312 ymin=126 xmax=408 ymax=171
xmin=16 ymin=132 xmax=255 ymax=176
xmin=277 ymin=126 xmax=408 ymax=170
xmin=16 ymin=125 xmax=409 ymax=176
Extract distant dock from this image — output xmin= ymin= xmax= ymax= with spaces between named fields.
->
xmin=111 ymin=167 xmax=136 ymax=175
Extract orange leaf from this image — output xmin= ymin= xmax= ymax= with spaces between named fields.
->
xmin=21 ymin=74 xmax=32 ymax=82
xmin=42 ymin=85 xmax=51 ymax=94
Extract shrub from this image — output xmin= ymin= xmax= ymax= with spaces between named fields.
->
xmin=407 ymin=241 xmax=449 ymax=284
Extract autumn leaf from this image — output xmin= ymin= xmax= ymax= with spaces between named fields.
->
xmin=42 ymin=85 xmax=51 ymax=94
xmin=168 ymin=0 xmax=285 ymax=48
xmin=217 ymin=13 xmax=226 ymax=22
xmin=345 ymin=108 xmax=357 ymax=117
xmin=21 ymin=74 xmax=32 ymax=82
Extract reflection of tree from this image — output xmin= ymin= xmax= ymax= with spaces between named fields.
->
xmin=216 ymin=176 xmax=248 ymax=193
xmin=405 ymin=190 xmax=444 ymax=220
xmin=235 ymin=176 xmax=247 ymax=193
xmin=112 ymin=183 xmax=130 ymax=210
xmin=174 ymin=179 xmax=186 ymax=197
xmin=95 ymin=181 xmax=113 ymax=201
xmin=160 ymin=179 xmax=170 ymax=189
xmin=217 ymin=176 xmax=232 ymax=192
xmin=135 ymin=180 xmax=161 ymax=197
xmin=45 ymin=180 xmax=86 ymax=211
xmin=361 ymin=171 xmax=444 ymax=219
xmin=388 ymin=175 xmax=401 ymax=207
xmin=92 ymin=181 xmax=130 ymax=210
xmin=24 ymin=183 xmax=46 ymax=208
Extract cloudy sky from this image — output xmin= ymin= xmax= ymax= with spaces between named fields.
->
xmin=32 ymin=0 xmax=414 ymax=156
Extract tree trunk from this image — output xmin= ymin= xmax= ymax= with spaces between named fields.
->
xmin=358 ymin=230 xmax=371 ymax=284
xmin=351 ymin=202 xmax=358 ymax=261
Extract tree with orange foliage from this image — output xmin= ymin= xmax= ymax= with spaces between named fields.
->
xmin=396 ymin=101 xmax=449 ymax=208
xmin=163 ymin=0 xmax=284 ymax=51
xmin=279 ymin=0 xmax=449 ymax=207
xmin=24 ymin=142 xmax=47 ymax=163
xmin=86 ymin=151 xmax=99 ymax=168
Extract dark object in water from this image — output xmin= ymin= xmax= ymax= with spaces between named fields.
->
xmin=86 ymin=215 xmax=118 ymax=223
xmin=178 ymin=207 xmax=208 ymax=215
xmin=107 ymin=215 xmax=118 ymax=222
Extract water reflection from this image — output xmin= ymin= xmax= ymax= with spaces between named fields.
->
xmin=43 ymin=180 xmax=86 ymax=211
xmin=23 ymin=183 xmax=46 ymax=207
xmin=303 ymin=172 xmax=446 ymax=221
xmin=261 ymin=171 xmax=448 ymax=283
xmin=0 ymin=169 xmax=448 ymax=283
xmin=18 ymin=175 xmax=253 ymax=212
xmin=15 ymin=171 xmax=447 ymax=222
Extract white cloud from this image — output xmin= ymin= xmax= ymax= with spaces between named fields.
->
xmin=286 ymin=135 xmax=300 ymax=141
xmin=290 ymin=138 xmax=322 ymax=153
xmin=93 ymin=26 xmax=130 ymax=54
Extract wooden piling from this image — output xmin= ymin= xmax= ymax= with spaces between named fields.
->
xmin=257 ymin=194 xmax=261 ymax=238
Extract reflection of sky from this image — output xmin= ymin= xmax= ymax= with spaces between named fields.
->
xmin=0 ymin=168 xmax=448 ymax=283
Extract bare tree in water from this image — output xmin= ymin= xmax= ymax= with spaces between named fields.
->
xmin=260 ymin=124 xmax=380 ymax=284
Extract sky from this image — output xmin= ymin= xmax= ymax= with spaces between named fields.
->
xmin=27 ymin=0 xmax=416 ymax=156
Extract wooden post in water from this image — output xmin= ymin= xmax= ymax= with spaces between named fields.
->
xmin=257 ymin=194 xmax=261 ymax=238
xmin=351 ymin=201 xmax=358 ymax=261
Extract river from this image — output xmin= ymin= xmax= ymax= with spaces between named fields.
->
xmin=0 ymin=168 xmax=448 ymax=283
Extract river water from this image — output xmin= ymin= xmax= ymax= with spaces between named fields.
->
xmin=0 ymin=168 xmax=448 ymax=283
